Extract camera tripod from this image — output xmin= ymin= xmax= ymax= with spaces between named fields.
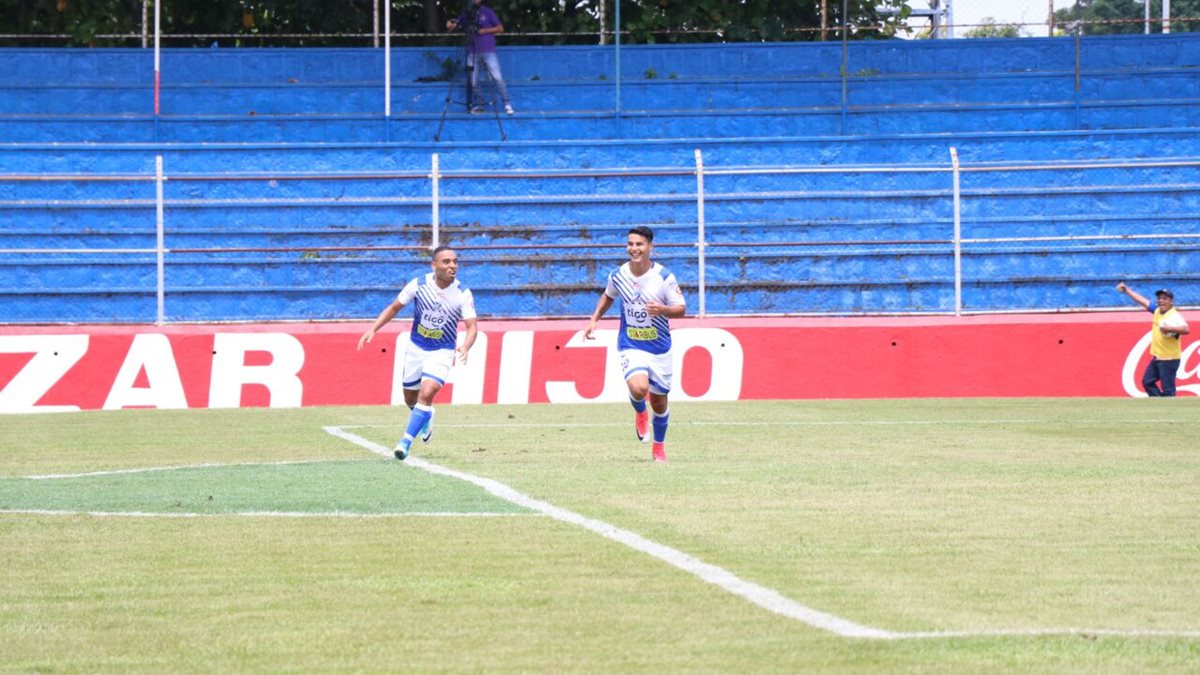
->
xmin=434 ymin=7 xmax=507 ymax=142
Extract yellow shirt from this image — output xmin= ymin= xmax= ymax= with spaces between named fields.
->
xmin=1151 ymin=308 xmax=1184 ymax=360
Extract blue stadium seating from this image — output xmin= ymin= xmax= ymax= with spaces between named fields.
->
xmin=1 ymin=34 xmax=1199 ymax=322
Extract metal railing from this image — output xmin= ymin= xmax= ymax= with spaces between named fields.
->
xmin=2 ymin=149 xmax=1198 ymax=323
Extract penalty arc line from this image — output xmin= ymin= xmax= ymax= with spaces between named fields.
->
xmin=0 ymin=509 xmax=533 ymax=519
xmin=322 ymin=425 xmax=1200 ymax=642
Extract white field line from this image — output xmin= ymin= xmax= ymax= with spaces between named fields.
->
xmin=902 ymin=628 xmax=1200 ymax=639
xmin=25 ymin=458 xmax=373 ymax=481
xmin=323 ymin=424 xmax=1200 ymax=642
xmin=324 ymin=424 xmax=893 ymax=639
xmin=0 ymin=509 xmax=532 ymax=519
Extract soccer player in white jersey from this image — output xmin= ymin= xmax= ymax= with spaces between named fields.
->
xmin=584 ymin=226 xmax=686 ymax=462
xmin=358 ymin=246 xmax=478 ymax=460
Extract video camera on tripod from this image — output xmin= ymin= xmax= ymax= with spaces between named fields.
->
xmin=461 ymin=1 xmax=481 ymax=36
xmin=435 ymin=0 xmax=507 ymax=140
xmin=449 ymin=0 xmax=482 ymax=39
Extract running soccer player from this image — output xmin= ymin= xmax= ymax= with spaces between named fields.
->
xmin=584 ymin=226 xmax=687 ymax=462
xmin=358 ymin=246 xmax=478 ymax=459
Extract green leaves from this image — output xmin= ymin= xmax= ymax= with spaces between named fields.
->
xmin=0 ymin=0 xmax=922 ymax=46
xmin=1054 ymin=0 xmax=1200 ymax=35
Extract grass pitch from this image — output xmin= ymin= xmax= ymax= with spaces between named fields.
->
xmin=1 ymin=399 xmax=1199 ymax=672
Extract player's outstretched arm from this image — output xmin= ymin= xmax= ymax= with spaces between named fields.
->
xmin=585 ymin=294 xmax=615 ymax=340
xmin=357 ymin=299 xmax=405 ymax=350
xmin=1115 ymin=282 xmax=1150 ymax=310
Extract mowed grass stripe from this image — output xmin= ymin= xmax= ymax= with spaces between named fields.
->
xmin=0 ymin=459 xmax=529 ymax=516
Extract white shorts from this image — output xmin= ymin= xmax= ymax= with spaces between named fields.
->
xmin=619 ymin=348 xmax=673 ymax=396
xmin=401 ymin=345 xmax=455 ymax=389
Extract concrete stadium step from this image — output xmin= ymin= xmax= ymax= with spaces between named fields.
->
xmin=5 ymin=97 xmax=1200 ymax=143
xmin=4 ymin=127 xmax=1200 ymax=174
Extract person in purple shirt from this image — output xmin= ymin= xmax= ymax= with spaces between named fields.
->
xmin=446 ymin=0 xmax=515 ymax=114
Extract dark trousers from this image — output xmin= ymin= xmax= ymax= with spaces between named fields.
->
xmin=1142 ymin=358 xmax=1180 ymax=397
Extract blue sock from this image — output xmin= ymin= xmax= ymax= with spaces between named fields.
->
xmin=630 ymin=396 xmax=647 ymax=414
xmin=652 ymin=409 xmax=669 ymax=443
xmin=403 ymin=404 xmax=433 ymax=447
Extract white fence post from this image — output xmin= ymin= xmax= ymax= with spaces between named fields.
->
xmin=431 ymin=153 xmax=441 ymax=249
xmin=153 ymin=0 xmax=160 ymax=114
xmin=384 ymin=0 xmax=392 ymax=116
xmin=950 ymin=146 xmax=962 ymax=317
xmin=694 ymin=148 xmax=707 ymax=318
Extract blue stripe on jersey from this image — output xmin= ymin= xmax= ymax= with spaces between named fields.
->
xmin=409 ymin=279 xmax=461 ymax=351
xmin=611 ymin=273 xmax=636 ymax=303
xmin=613 ymin=264 xmax=674 ymax=355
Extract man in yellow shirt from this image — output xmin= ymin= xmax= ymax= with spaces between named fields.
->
xmin=1116 ymin=283 xmax=1190 ymax=396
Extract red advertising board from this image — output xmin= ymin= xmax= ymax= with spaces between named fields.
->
xmin=0 ymin=313 xmax=1195 ymax=413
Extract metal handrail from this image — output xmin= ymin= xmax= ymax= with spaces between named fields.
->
xmin=2 ymin=151 xmax=1198 ymax=323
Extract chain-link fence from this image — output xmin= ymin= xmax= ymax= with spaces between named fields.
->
xmin=914 ymin=0 xmax=1200 ymax=38
xmin=2 ymin=1 xmax=1195 ymax=48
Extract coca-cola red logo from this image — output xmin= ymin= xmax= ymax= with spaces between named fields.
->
xmin=1121 ymin=331 xmax=1200 ymax=397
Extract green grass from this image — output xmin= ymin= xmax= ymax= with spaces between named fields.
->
xmin=2 ymin=400 xmax=1199 ymax=672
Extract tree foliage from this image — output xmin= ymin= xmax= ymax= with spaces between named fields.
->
xmin=589 ymin=0 xmax=914 ymax=44
xmin=0 ymin=0 xmax=918 ymax=47
xmin=1053 ymin=0 xmax=1200 ymax=35
xmin=962 ymin=17 xmax=1023 ymax=39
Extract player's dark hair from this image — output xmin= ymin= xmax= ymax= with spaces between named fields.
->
xmin=431 ymin=245 xmax=455 ymax=260
xmin=628 ymin=226 xmax=654 ymax=243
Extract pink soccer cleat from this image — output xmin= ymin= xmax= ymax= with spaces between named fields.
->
xmin=635 ymin=409 xmax=649 ymax=442
xmin=652 ymin=442 xmax=667 ymax=463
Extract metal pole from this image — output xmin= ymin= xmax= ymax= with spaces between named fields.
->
xmin=384 ymin=0 xmax=391 ymax=116
xmin=1145 ymin=0 xmax=1151 ymax=34
xmin=599 ymin=0 xmax=606 ymax=44
xmin=694 ymin=149 xmax=707 ymax=318
xmin=615 ymin=0 xmax=622 ymax=116
xmin=950 ymin=147 xmax=962 ymax=317
xmin=373 ymin=0 xmax=379 ymax=48
xmin=153 ymin=0 xmax=160 ymax=115
xmin=821 ymin=0 xmax=828 ymax=40
xmin=156 ymin=155 xmax=166 ymax=326
xmin=1048 ymin=0 xmax=1055 ymax=37
xmin=141 ymin=0 xmax=148 ymax=48
xmin=840 ymin=0 xmax=848 ymax=134
xmin=431 ymin=153 xmax=441 ymax=249
xmin=1163 ymin=0 xmax=1172 ymax=34
xmin=1080 ymin=24 xmax=1089 ymax=127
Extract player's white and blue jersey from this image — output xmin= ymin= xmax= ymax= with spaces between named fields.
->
xmin=604 ymin=262 xmax=686 ymax=355
xmin=396 ymin=273 xmax=476 ymax=351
